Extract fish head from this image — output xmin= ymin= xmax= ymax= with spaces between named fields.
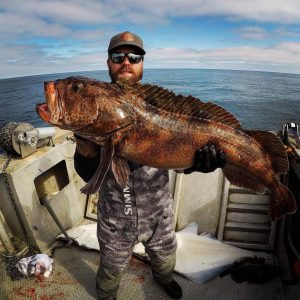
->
xmin=36 ymin=76 xmax=133 ymax=136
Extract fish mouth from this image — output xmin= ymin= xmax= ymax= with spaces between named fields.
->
xmin=36 ymin=81 xmax=62 ymax=124
xmin=36 ymin=103 xmax=50 ymax=123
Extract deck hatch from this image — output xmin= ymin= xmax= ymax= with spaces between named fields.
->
xmin=34 ymin=160 xmax=70 ymax=202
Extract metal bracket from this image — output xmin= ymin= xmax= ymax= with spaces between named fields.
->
xmin=282 ymin=122 xmax=300 ymax=149
xmin=281 ymin=122 xmax=300 ymax=162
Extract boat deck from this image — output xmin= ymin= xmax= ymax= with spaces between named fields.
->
xmin=0 ymin=243 xmax=287 ymax=300
xmin=1 ymin=132 xmax=299 ymax=299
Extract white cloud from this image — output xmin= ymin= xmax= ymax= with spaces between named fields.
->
xmin=146 ymin=42 xmax=300 ymax=74
xmin=2 ymin=0 xmax=300 ymax=28
xmin=1 ymin=0 xmax=112 ymax=25
xmin=1 ymin=1 xmax=300 ymax=39
xmin=0 ymin=42 xmax=108 ymax=78
xmin=0 ymin=11 xmax=70 ymax=39
xmin=114 ymin=0 xmax=300 ymax=24
xmin=0 ymin=1 xmax=300 ymax=78
xmin=275 ymin=27 xmax=300 ymax=38
xmin=2 ymin=41 xmax=300 ymax=79
xmin=235 ymin=27 xmax=270 ymax=40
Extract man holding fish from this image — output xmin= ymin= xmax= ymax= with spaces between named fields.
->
xmin=73 ymin=32 xmax=226 ymax=300
xmin=36 ymin=30 xmax=297 ymax=299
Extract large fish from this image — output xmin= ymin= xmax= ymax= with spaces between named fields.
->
xmin=36 ymin=76 xmax=297 ymax=220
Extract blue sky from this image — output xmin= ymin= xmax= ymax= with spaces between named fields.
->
xmin=1 ymin=0 xmax=300 ymax=79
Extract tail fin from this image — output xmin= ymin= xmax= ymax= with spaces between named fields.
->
xmin=270 ymin=183 xmax=297 ymax=221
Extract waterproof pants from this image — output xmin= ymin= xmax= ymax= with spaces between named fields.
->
xmin=95 ymin=167 xmax=177 ymax=299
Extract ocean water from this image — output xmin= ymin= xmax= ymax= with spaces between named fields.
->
xmin=0 ymin=69 xmax=299 ymax=130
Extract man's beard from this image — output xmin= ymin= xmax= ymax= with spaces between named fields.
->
xmin=109 ymin=67 xmax=143 ymax=83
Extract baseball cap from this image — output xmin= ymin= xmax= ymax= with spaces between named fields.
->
xmin=108 ymin=31 xmax=146 ymax=55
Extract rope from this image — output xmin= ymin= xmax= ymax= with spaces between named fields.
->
xmin=1 ymin=155 xmax=37 ymax=280
xmin=0 ymin=122 xmax=21 ymax=153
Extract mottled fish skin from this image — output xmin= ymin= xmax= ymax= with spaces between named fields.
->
xmin=36 ymin=76 xmax=297 ymax=220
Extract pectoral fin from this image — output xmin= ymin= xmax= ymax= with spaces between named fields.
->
xmin=80 ymin=138 xmax=115 ymax=194
xmin=111 ymin=156 xmax=130 ymax=188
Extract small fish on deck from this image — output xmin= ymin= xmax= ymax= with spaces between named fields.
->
xmin=36 ymin=76 xmax=297 ymax=221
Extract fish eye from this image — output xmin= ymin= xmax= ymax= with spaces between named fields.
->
xmin=72 ymin=82 xmax=84 ymax=92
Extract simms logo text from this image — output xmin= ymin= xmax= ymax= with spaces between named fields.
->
xmin=123 ymin=186 xmax=133 ymax=215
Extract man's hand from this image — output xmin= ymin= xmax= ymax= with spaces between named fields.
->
xmin=74 ymin=134 xmax=99 ymax=158
xmin=184 ymin=144 xmax=226 ymax=174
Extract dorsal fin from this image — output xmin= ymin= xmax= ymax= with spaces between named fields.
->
xmin=245 ymin=130 xmax=289 ymax=174
xmin=128 ymin=83 xmax=242 ymax=129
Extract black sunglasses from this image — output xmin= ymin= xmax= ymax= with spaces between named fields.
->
xmin=110 ymin=52 xmax=144 ymax=64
